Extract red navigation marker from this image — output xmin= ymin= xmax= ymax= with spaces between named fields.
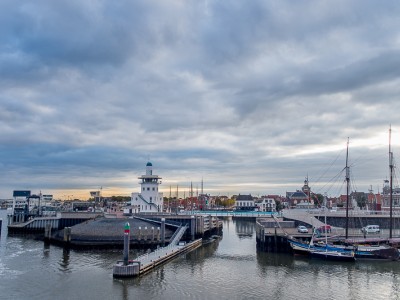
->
xmin=124 ymin=222 xmax=130 ymax=234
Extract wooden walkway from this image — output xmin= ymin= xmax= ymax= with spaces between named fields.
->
xmin=113 ymin=225 xmax=203 ymax=277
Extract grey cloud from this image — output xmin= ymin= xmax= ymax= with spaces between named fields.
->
xmin=1 ymin=1 xmax=400 ymax=198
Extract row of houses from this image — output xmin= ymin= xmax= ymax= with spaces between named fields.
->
xmin=234 ymin=194 xmax=278 ymax=212
xmin=9 ymin=163 xmax=400 ymax=216
xmin=284 ymin=177 xmax=400 ymax=212
xmin=117 ymin=165 xmax=400 ymax=213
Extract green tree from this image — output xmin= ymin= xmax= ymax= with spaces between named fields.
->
xmin=224 ymin=198 xmax=235 ymax=208
xmin=356 ymin=194 xmax=367 ymax=208
xmin=313 ymin=194 xmax=324 ymax=207
xmin=110 ymin=196 xmax=131 ymax=202
xmin=275 ymin=200 xmax=283 ymax=212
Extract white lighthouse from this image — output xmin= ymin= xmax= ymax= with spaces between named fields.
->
xmin=129 ymin=162 xmax=163 ymax=213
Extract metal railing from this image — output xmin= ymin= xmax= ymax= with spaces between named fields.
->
xmin=180 ymin=210 xmax=277 ymax=217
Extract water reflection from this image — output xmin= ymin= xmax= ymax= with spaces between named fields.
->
xmin=42 ymin=242 xmax=50 ymax=259
xmin=113 ymin=277 xmax=140 ymax=300
xmin=59 ymin=248 xmax=71 ymax=272
xmin=2 ymin=211 xmax=400 ymax=300
xmin=188 ymin=238 xmax=220 ymax=260
xmin=234 ymin=219 xmax=255 ymax=238
xmin=256 ymin=247 xmax=400 ymax=300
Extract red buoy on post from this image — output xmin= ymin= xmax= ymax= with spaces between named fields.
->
xmin=123 ymin=222 xmax=130 ymax=265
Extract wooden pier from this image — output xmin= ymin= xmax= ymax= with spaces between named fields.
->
xmin=113 ymin=239 xmax=202 ymax=278
xmin=113 ymin=223 xmax=202 ymax=278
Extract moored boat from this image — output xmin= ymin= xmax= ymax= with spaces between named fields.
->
xmin=290 ymin=237 xmax=400 ymax=261
xmin=311 ymin=250 xmax=356 ymax=262
xmin=288 ymin=238 xmax=313 ymax=255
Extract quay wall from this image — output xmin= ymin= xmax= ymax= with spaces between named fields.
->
xmin=142 ymin=214 xmax=223 ymax=240
xmin=255 ymin=218 xmax=297 ymax=253
xmin=314 ymin=215 xmax=400 ymax=229
xmin=7 ymin=212 xmax=222 ymax=248
xmin=7 ymin=212 xmax=101 ymax=234
xmin=50 ymin=217 xmax=175 ymax=249
xmin=256 ymin=213 xmax=400 ymax=253
xmin=48 ymin=214 xmax=222 ymax=249
xmin=282 ymin=211 xmax=400 ymax=230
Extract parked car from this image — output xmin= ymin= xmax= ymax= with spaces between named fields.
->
xmin=297 ymin=225 xmax=308 ymax=233
xmin=317 ymin=225 xmax=332 ymax=233
xmin=361 ymin=225 xmax=380 ymax=234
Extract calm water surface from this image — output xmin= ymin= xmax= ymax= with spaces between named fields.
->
xmin=1 ymin=210 xmax=400 ymax=300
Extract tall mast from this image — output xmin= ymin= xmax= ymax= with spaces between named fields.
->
xmin=176 ymin=185 xmax=179 ymax=214
xmin=389 ymin=126 xmax=394 ymax=238
xmin=307 ymin=175 xmax=310 ymax=209
xmin=324 ymin=193 xmax=328 ymax=250
xmin=169 ymin=185 xmax=172 ymax=212
xmin=345 ymin=137 xmax=350 ymax=239
xmin=190 ymin=181 xmax=193 ymax=212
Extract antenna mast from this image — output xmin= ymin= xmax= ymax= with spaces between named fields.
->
xmin=389 ymin=126 xmax=394 ymax=238
xmin=345 ymin=138 xmax=350 ymax=239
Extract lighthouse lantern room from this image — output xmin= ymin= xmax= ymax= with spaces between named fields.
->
xmin=129 ymin=162 xmax=163 ymax=213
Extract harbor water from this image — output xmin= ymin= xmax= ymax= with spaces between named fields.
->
xmin=1 ymin=210 xmax=400 ymax=300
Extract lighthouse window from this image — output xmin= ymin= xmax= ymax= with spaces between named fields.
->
xmin=152 ymin=187 xmax=155 ymax=191
xmin=147 ymin=187 xmax=150 ymax=191
xmin=143 ymin=188 xmax=145 ymax=191
xmin=150 ymin=197 xmax=152 ymax=202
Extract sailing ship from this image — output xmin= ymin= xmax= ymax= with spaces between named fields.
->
xmin=288 ymin=233 xmax=356 ymax=261
xmin=289 ymin=134 xmax=399 ymax=261
xmin=310 ymin=193 xmax=356 ymax=262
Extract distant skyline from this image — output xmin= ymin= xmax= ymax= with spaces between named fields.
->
xmin=2 ymin=1 xmax=400 ymax=200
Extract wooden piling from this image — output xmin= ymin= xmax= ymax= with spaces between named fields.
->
xmin=44 ymin=223 xmax=52 ymax=240
xmin=63 ymin=227 xmax=71 ymax=243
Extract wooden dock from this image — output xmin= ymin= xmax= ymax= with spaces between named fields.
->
xmin=113 ymin=238 xmax=202 ymax=278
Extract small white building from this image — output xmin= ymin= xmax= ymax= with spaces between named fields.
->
xmin=256 ymin=197 xmax=276 ymax=212
xmin=126 ymin=162 xmax=163 ymax=214
xmin=235 ymin=194 xmax=256 ymax=211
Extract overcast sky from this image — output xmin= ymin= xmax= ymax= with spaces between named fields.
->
xmin=2 ymin=1 xmax=400 ymax=200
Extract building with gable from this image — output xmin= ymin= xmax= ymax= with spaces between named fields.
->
xmin=235 ymin=194 xmax=256 ymax=211
xmin=286 ymin=177 xmax=313 ymax=208
xmin=255 ymin=197 xmax=276 ymax=212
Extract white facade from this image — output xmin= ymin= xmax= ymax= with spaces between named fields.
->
xmin=9 ymin=191 xmax=53 ymax=214
xmin=235 ymin=194 xmax=255 ymax=210
xmin=236 ymin=200 xmax=255 ymax=207
xmin=128 ymin=162 xmax=163 ymax=214
xmin=256 ymin=198 xmax=276 ymax=212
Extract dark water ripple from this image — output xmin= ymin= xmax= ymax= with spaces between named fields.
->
xmin=1 ymin=213 xmax=400 ymax=300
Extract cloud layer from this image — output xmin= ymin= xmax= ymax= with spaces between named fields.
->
xmin=2 ymin=1 xmax=400 ymax=199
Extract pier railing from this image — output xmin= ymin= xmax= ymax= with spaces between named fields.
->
xmin=169 ymin=225 xmax=188 ymax=245
xmin=180 ymin=210 xmax=277 ymax=218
